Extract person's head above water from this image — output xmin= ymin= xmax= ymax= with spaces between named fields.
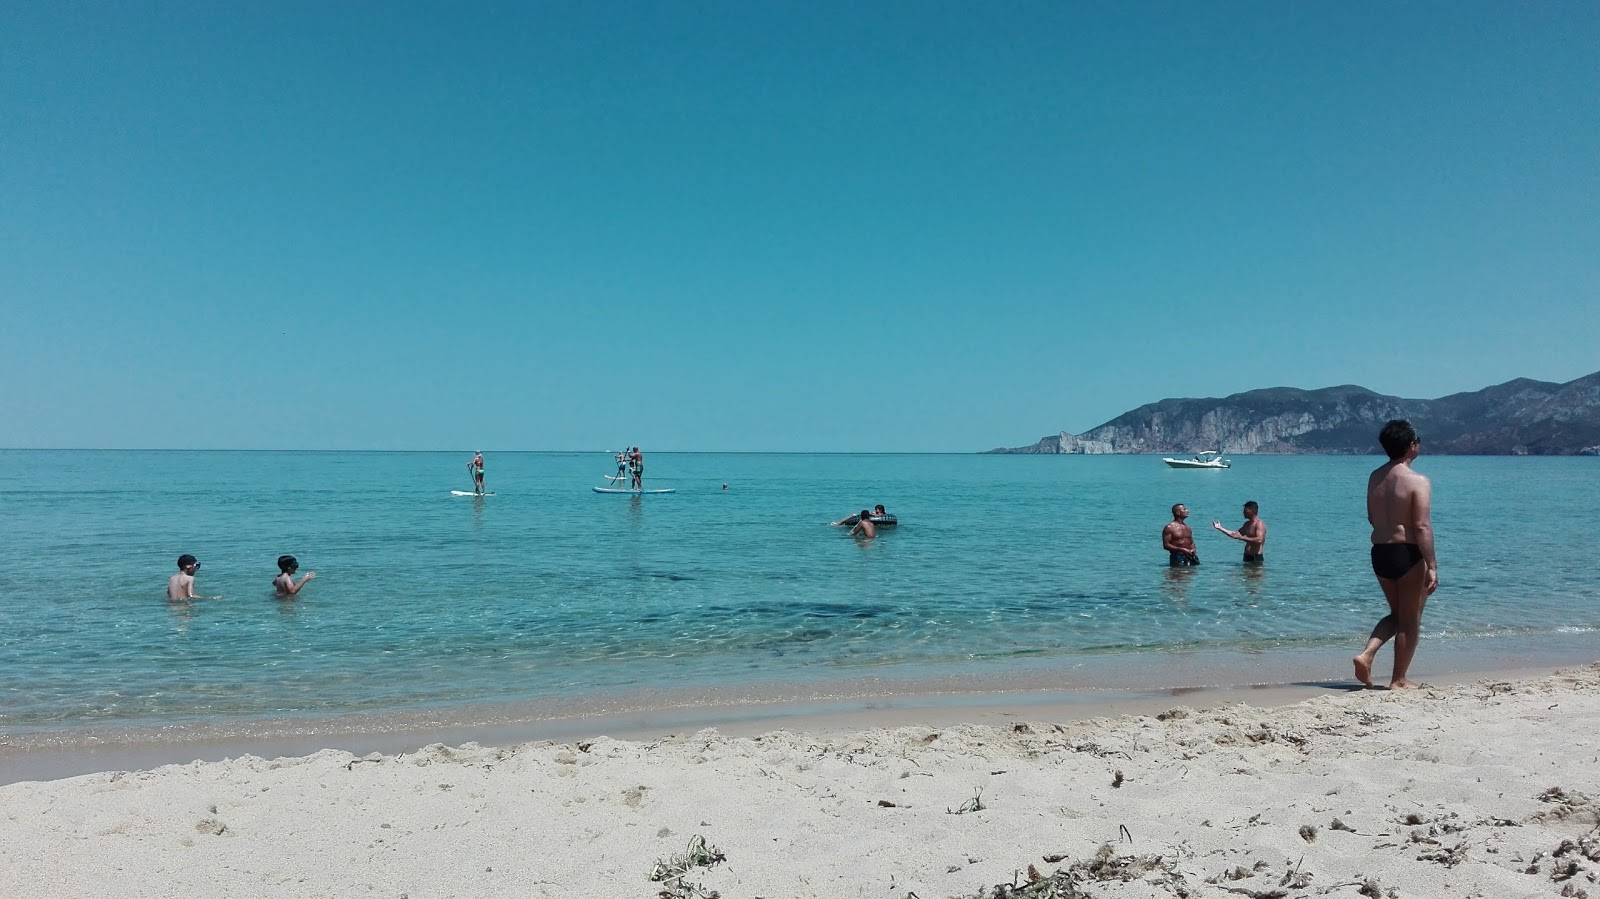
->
xmin=873 ymin=505 xmax=886 ymax=516
xmin=1171 ymin=503 xmax=1188 ymax=520
xmin=177 ymin=554 xmax=199 ymax=571
xmin=1378 ymin=419 xmax=1419 ymax=460
xmin=1243 ymin=500 xmax=1259 ymax=518
xmin=277 ymin=555 xmax=298 ymax=574
xmin=859 ymin=509 xmax=872 ymax=519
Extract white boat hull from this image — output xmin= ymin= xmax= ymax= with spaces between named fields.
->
xmin=1163 ymin=458 xmax=1231 ymax=469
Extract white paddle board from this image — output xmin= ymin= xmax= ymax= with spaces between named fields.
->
xmin=592 ymin=487 xmax=675 ymax=494
xmin=451 ymin=490 xmax=495 ymax=496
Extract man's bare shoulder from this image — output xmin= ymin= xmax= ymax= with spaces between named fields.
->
xmin=1388 ymin=464 xmax=1429 ymax=490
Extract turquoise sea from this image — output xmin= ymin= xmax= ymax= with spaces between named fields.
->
xmin=2 ymin=450 xmax=1597 ymax=746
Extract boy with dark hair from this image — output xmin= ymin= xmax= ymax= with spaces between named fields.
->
xmin=273 ymin=555 xmax=317 ymax=597
xmin=167 ymin=554 xmax=203 ymax=600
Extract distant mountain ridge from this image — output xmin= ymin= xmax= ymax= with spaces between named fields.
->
xmin=986 ymin=371 xmax=1600 ymax=456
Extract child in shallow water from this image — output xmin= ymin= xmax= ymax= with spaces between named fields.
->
xmin=167 ymin=554 xmax=202 ymax=601
xmin=273 ymin=555 xmax=316 ymax=597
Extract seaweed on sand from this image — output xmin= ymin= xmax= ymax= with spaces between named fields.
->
xmin=963 ymin=844 xmax=1190 ymax=899
xmin=649 ymin=834 xmax=726 ymax=899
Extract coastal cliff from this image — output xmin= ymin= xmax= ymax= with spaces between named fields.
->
xmin=987 ymin=371 xmax=1600 ymax=456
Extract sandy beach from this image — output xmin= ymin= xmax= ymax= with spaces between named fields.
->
xmin=2 ymin=664 xmax=1596 ymax=898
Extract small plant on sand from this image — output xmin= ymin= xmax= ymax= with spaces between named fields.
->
xmin=948 ymin=789 xmax=986 ymax=815
xmin=649 ymin=834 xmax=726 ymax=899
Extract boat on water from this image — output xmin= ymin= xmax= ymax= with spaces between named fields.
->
xmin=1162 ymin=451 xmax=1231 ymax=469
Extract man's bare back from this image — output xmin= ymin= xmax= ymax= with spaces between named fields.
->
xmin=1368 ymin=462 xmax=1434 ymax=557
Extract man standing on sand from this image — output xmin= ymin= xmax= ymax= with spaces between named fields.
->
xmin=1213 ymin=501 xmax=1267 ymax=563
xmin=1353 ymin=419 xmax=1437 ymax=690
xmin=1162 ymin=504 xmax=1200 ymax=566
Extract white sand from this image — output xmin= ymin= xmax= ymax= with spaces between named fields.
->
xmin=3 ymin=664 xmax=1598 ymax=899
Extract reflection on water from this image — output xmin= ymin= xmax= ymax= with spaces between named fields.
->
xmin=1242 ymin=561 xmax=1266 ymax=595
xmin=1161 ymin=565 xmax=1195 ymax=605
xmin=166 ymin=601 xmax=196 ymax=634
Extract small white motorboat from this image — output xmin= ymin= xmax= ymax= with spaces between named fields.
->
xmin=1163 ymin=451 xmax=1231 ymax=469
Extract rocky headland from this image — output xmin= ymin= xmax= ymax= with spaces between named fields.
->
xmin=988 ymin=370 xmax=1600 ymax=455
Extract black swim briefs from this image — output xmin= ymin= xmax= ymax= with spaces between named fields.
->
xmin=1169 ymin=551 xmax=1200 ymax=567
xmin=1243 ymin=553 xmax=1264 ymax=564
xmin=1370 ymin=543 xmax=1423 ymax=580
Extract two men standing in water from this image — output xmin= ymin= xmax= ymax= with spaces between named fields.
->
xmin=1163 ymin=501 xmax=1268 ymax=567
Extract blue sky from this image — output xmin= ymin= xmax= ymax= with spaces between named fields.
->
xmin=3 ymin=2 xmax=1595 ymax=451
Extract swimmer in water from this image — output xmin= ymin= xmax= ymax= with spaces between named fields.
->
xmin=273 ymin=555 xmax=317 ymax=597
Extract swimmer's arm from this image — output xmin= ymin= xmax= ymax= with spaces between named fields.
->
xmin=1212 ymin=521 xmax=1244 ymax=541
xmin=285 ymin=572 xmax=317 ymax=594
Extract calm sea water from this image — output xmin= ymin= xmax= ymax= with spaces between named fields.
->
xmin=1 ymin=450 xmax=1596 ymax=737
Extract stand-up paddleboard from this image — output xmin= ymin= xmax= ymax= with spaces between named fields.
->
xmin=451 ymin=490 xmax=496 ymax=496
xmin=593 ymin=486 xmax=675 ymax=494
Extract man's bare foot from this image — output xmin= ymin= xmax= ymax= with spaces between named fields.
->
xmin=1387 ymin=678 xmax=1422 ymax=690
xmin=1352 ymin=655 xmax=1373 ymax=687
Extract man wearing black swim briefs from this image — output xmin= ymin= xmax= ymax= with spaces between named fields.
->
xmin=1353 ymin=420 xmax=1437 ymax=690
